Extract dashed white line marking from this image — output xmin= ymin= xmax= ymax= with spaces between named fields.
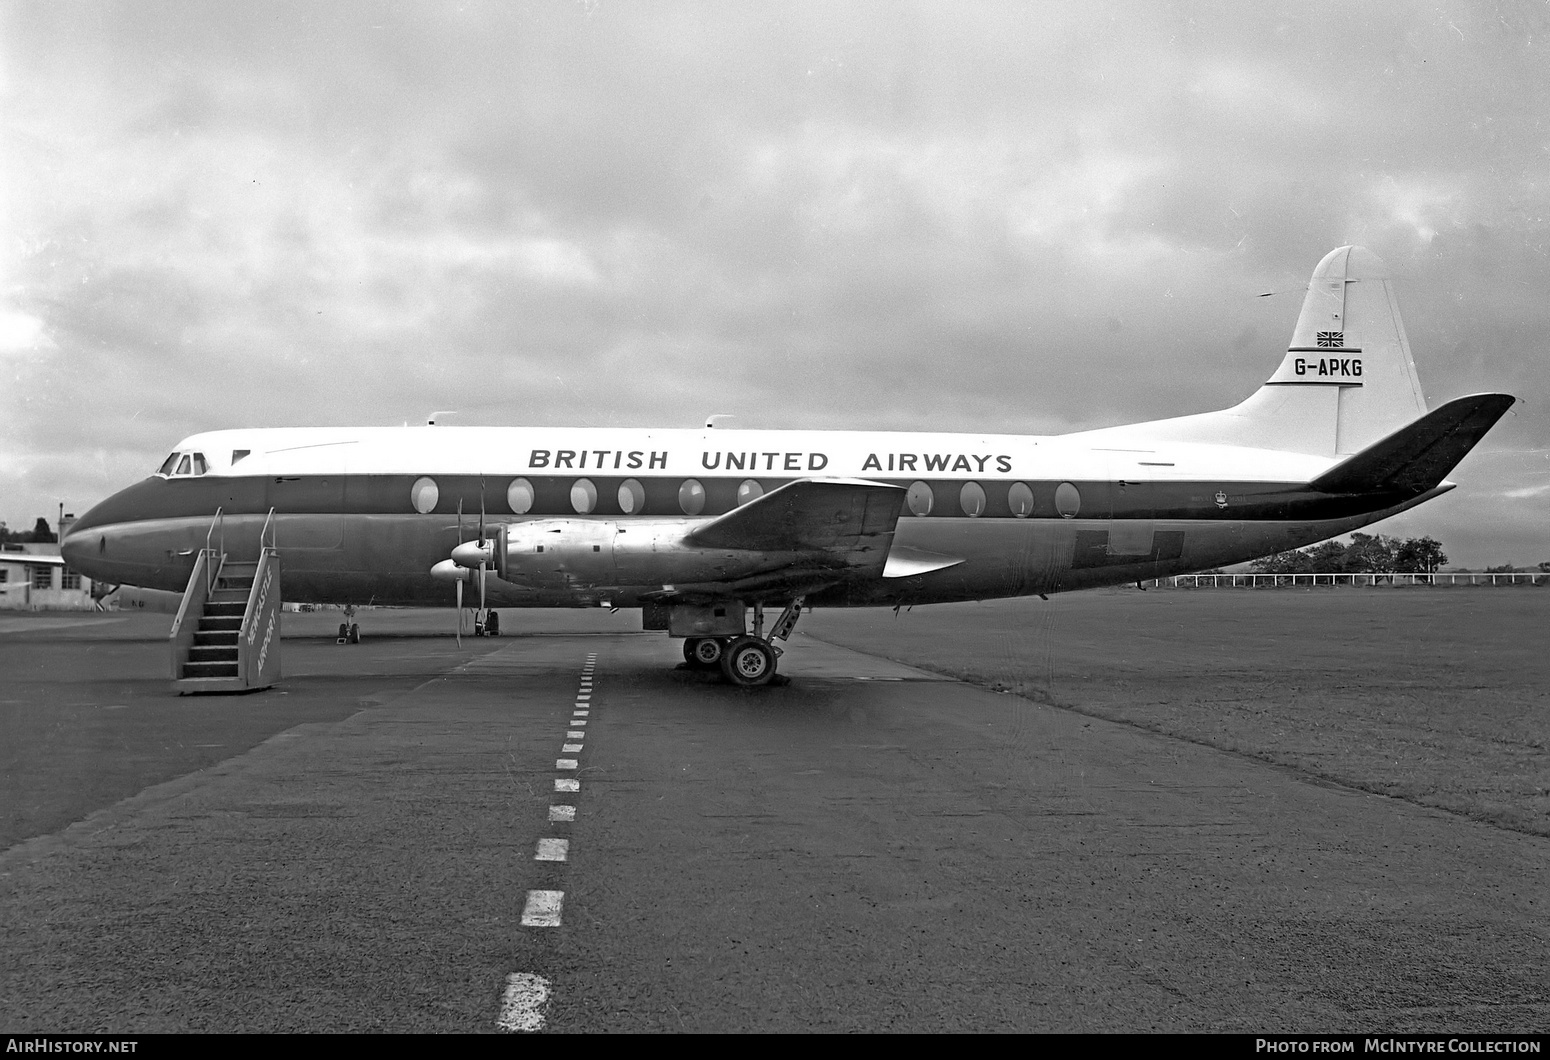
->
xmin=556 ymin=758 xmax=578 ymax=770
xmin=567 ymin=730 xmax=585 ymax=738
xmin=536 ymin=838 xmax=569 ymax=861
xmin=562 ymin=742 xmax=583 ymax=753
xmin=571 ymin=719 xmax=587 ymax=727
xmin=555 ymin=778 xmax=579 ymax=792
xmin=497 ymin=972 xmax=550 ymax=1032
xmin=521 ymin=890 xmax=564 ymax=927
xmin=573 ymin=710 xmax=589 ymax=718
xmin=549 ymin=805 xmax=576 ymax=822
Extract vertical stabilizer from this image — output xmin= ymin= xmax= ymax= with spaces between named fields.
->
xmin=1078 ymin=246 xmax=1431 ymax=456
xmin=1267 ymin=245 xmax=1428 ymax=454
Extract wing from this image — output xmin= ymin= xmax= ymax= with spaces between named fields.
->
xmin=685 ymin=478 xmax=906 ymax=579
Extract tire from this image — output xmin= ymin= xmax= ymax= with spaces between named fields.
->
xmin=486 ymin=611 xmax=500 ymax=636
xmin=684 ymin=637 xmax=724 ymax=668
xmin=348 ymin=624 xmax=360 ymax=644
xmin=338 ymin=623 xmax=349 ymax=641
xmin=719 ymin=636 xmax=776 ymax=686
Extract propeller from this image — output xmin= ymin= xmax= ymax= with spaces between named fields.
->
xmin=446 ymin=482 xmax=494 ymax=637
xmin=477 ymin=483 xmax=487 ymax=629
xmin=430 ymin=500 xmax=475 ymax=645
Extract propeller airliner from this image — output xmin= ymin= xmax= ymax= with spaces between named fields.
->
xmin=62 ymin=246 xmax=1515 ymax=685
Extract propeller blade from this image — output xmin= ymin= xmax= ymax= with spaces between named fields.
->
xmin=456 ymin=499 xmax=465 ymax=647
xmin=478 ymin=480 xmax=489 ymax=630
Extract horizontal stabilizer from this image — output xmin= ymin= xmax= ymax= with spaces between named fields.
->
xmin=686 ymin=479 xmax=906 ymax=566
xmin=1310 ymin=393 xmax=1515 ymax=495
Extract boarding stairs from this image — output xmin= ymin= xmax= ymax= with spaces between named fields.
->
xmin=170 ymin=508 xmax=282 ymax=694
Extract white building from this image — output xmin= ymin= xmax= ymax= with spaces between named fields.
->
xmin=0 ymin=543 xmax=96 ymax=610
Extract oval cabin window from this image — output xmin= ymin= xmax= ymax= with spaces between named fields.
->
xmin=906 ymin=481 xmax=933 ymax=517
xmin=1008 ymin=482 xmax=1035 ymax=518
xmin=571 ymin=478 xmax=598 ymax=514
xmin=507 ymin=478 xmax=534 ymax=515
xmin=679 ymin=479 xmax=706 ymax=516
xmin=1055 ymin=482 xmax=1081 ymax=519
xmin=736 ymin=479 xmax=763 ymax=506
xmin=959 ymin=481 xmax=986 ymax=517
xmin=410 ymin=476 xmax=439 ymax=514
xmin=618 ymin=478 xmax=646 ymax=515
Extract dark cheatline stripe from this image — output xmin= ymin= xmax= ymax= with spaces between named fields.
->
xmin=69 ymin=473 xmax=1411 ymax=533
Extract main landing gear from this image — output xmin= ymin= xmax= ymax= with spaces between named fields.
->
xmin=473 ymin=609 xmax=501 ymax=637
xmin=682 ymin=599 xmax=803 ymax=687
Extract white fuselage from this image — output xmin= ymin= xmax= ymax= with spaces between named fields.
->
xmin=62 ymin=423 xmax=1440 ymax=610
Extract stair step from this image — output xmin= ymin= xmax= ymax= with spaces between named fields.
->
xmin=193 ymin=631 xmax=238 ymax=646
xmin=182 ymin=661 xmax=240 ymax=678
xmin=188 ymin=646 xmax=238 ymax=662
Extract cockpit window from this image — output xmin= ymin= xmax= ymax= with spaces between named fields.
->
xmin=160 ymin=450 xmax=212 ymax=477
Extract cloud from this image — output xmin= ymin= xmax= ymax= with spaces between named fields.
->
xmin=0 ymin=309 xmax=49 ymax=354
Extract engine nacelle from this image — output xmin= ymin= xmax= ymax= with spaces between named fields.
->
xmin=493 ymin=518 xmax=789 ymax=591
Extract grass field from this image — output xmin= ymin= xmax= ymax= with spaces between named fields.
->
xmin=804 ymin=587 xmax=1550 ymax=837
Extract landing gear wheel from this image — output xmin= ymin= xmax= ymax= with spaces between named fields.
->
xmin=486 ymin=610 xmax=500 ymax=636
xmin=685 ymin=637 xmax=725 ymax=669
xmin=348 ymin=623 xmax=360 ymax=644
xmin=720 ymin=636 xmax=777 ymax=687
xmin=337 ymin=622 xmax=349 ymax=644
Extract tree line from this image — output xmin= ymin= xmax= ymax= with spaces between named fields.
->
xmin=0 ymin=518 xmax=57 ymax=544
xmin=1250 ymin=533 xmax=1447 ymax=575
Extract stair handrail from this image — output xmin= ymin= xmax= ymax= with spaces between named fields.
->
xmin=204 ymin=507 xmax=224 ymax=594
xmin=260 ymin=507 xmax=277 ymax=551
xmin=168 ymin=547 xmax=209 ymax=643
xmin=240 ymin=540 xmax=276 ymax=644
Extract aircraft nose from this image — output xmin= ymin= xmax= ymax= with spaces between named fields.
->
xmin=60 ymin=528 xmax=88 ymax=571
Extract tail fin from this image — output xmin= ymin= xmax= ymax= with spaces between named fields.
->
xmin=1257 ymin=244 xmax=1429 ymax=455
xmin=1087 ymin=246 xmax=1436 ymax=456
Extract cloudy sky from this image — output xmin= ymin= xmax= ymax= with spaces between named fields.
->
xmin=2 ymin=1 xmax=1546 ymax=566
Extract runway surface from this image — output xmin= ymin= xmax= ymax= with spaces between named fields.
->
xmin=2 ymin=607 xmax=1547 ymax=1032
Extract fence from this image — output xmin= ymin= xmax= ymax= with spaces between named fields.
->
xmin=1152 ymin=572 xmax=1548 ymax=588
